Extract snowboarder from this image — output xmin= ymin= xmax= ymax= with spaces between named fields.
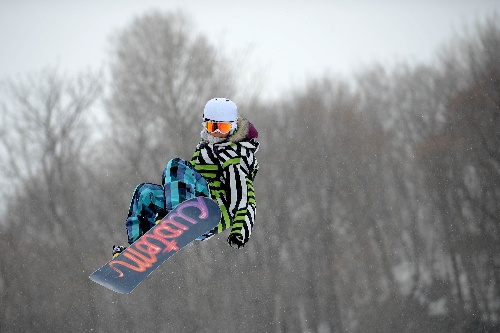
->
xmin=112 ymin=98 xmax=259 ymax=257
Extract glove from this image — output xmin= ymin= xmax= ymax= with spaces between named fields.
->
xmin=112 ymin=245 xmax=127 ymax=258
xmin=227 ymin=233 xmax=244 ymax=249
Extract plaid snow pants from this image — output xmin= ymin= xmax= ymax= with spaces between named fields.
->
xmin=125 ymin=158 xmax=210 ymax=244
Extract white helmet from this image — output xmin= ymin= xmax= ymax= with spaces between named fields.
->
xmin=203 ymin=98 xmax=238 ymax=122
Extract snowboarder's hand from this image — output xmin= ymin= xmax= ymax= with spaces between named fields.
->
xmin=228 ymin=233 xmax=244 ymax=249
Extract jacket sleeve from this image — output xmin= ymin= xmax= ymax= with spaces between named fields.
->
xmin=223 ymin=161 xmax=257 ymax=248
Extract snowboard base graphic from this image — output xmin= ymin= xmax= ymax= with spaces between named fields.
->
xmin=89 ymin=197 xmax=221 ymax=294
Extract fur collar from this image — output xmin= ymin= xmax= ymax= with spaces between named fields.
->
xmin=229 ymin=115 xmax=249 ymax=143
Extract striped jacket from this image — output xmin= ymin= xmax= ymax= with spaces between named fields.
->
xmin=190 ymin=116 xmax=259 ymax=248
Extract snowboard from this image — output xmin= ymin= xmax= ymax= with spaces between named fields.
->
xmin=89 ymin=197 xmax=221 ymax=294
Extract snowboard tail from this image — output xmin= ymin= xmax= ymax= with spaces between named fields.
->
xmin=89 ymin=197 xmax=221 ymax=294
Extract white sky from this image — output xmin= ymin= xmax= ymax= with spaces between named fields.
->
xmin=0 ymin=0 xmax=499 ymax=100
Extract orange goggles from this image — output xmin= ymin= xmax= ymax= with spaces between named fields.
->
xmin=204 ymin=120 xmax=233 ymax=134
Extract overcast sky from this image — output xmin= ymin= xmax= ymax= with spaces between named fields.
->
xmin=1 ymin=0 xmax=499 ymax=99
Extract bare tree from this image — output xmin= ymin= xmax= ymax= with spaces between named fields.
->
xmin=0 ymin=66 xmax=102 ymax=331
xmin=104 ymin=10 xmax=239 ymax=184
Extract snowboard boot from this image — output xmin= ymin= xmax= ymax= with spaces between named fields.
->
xmin=155 ymin=210 xmax=169 ymax=225
xmin=112 ymin=245 xmax=127 ymax=258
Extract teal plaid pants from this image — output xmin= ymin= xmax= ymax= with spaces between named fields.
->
xmin=125 ymin=158 xmax=210 ymax=244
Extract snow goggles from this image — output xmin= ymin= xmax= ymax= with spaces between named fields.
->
xmin=204 ymin=120 xmax=235 ymax=134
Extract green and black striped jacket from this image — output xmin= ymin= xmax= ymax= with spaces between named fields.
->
xmin=190 ymin=116 xmax=259 ymax=248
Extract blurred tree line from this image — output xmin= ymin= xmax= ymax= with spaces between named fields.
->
xmin=0 ymin=10 xmax=499 ymax=333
